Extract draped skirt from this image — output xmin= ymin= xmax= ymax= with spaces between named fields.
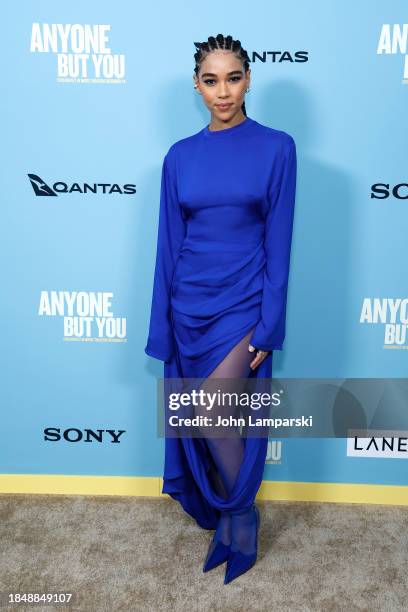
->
xmin=162 ymin=310 xmax=272 ymax=530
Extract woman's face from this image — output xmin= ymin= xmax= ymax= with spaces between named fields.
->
xmin=194 ymin=49 xmax=250 ymax=122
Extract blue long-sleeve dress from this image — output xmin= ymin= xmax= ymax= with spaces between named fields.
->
xmin=145 ymin=115 xmax=297 ymax=529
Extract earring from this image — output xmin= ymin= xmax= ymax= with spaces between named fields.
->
xmin=246 ymin=87 xmax=250 ymax=93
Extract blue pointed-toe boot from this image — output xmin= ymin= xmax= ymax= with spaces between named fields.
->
xmin=203 ymin=510 xmax=231 ymax=572
xmin=224 ymin=504 xmax=260 ymax=584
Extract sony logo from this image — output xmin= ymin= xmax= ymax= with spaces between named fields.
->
xmin=43 ymin=427 xmax=126 ymax=443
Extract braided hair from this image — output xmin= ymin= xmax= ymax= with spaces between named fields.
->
xmin=193 ymin=34 xmax=250 ymax=117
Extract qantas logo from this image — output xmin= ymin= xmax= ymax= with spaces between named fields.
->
xmin=250 ymin=50 xmax=308 ymax=63
xmin=28 ymin=173 xmax=136 ymax=196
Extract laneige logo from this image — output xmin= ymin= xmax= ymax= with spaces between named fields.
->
xmin=347 ymin=436 xmax=408 ymax=458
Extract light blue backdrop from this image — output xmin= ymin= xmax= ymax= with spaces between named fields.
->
xmin=1 ymin=1 xmax=407 ymax=487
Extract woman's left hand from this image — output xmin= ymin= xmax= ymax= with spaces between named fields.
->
xmin=248 ymin=344 xmax=270 ymax=370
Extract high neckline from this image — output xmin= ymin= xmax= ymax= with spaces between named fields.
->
xmin=203 ymin=115 xmax=254 ymax=138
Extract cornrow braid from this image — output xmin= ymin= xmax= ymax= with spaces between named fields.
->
xmin=193 ymin=34 xmax=250 ymax=116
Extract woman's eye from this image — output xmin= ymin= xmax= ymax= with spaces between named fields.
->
xmin=203 ymin=77 xmax=242 ymax=86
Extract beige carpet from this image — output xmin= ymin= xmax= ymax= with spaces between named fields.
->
xmin=0 ymin=494 xmax=407 ymax=611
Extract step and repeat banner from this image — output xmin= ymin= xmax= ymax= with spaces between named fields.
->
xmin=2 ymin=2 xmax=407 ymax=496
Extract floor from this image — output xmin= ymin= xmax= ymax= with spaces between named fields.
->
xmin=0 ymin=494 xmax=407 ymax=611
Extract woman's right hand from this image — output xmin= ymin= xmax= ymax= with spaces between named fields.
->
xmin=248 ymin=344 xmax=269 ymax=370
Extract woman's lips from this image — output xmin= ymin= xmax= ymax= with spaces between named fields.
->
xmin=216 ymin=104 xmax=232 ymax=110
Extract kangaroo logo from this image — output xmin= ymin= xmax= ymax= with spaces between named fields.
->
xmin=28 ymin=174 xmax=57 ymax=196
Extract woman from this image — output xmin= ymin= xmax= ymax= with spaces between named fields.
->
xmin=145 ymin=33 xmax=297 ymax=584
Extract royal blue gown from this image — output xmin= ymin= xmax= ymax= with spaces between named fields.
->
xmin=145 ymin=115 xmax=297 ymax=529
